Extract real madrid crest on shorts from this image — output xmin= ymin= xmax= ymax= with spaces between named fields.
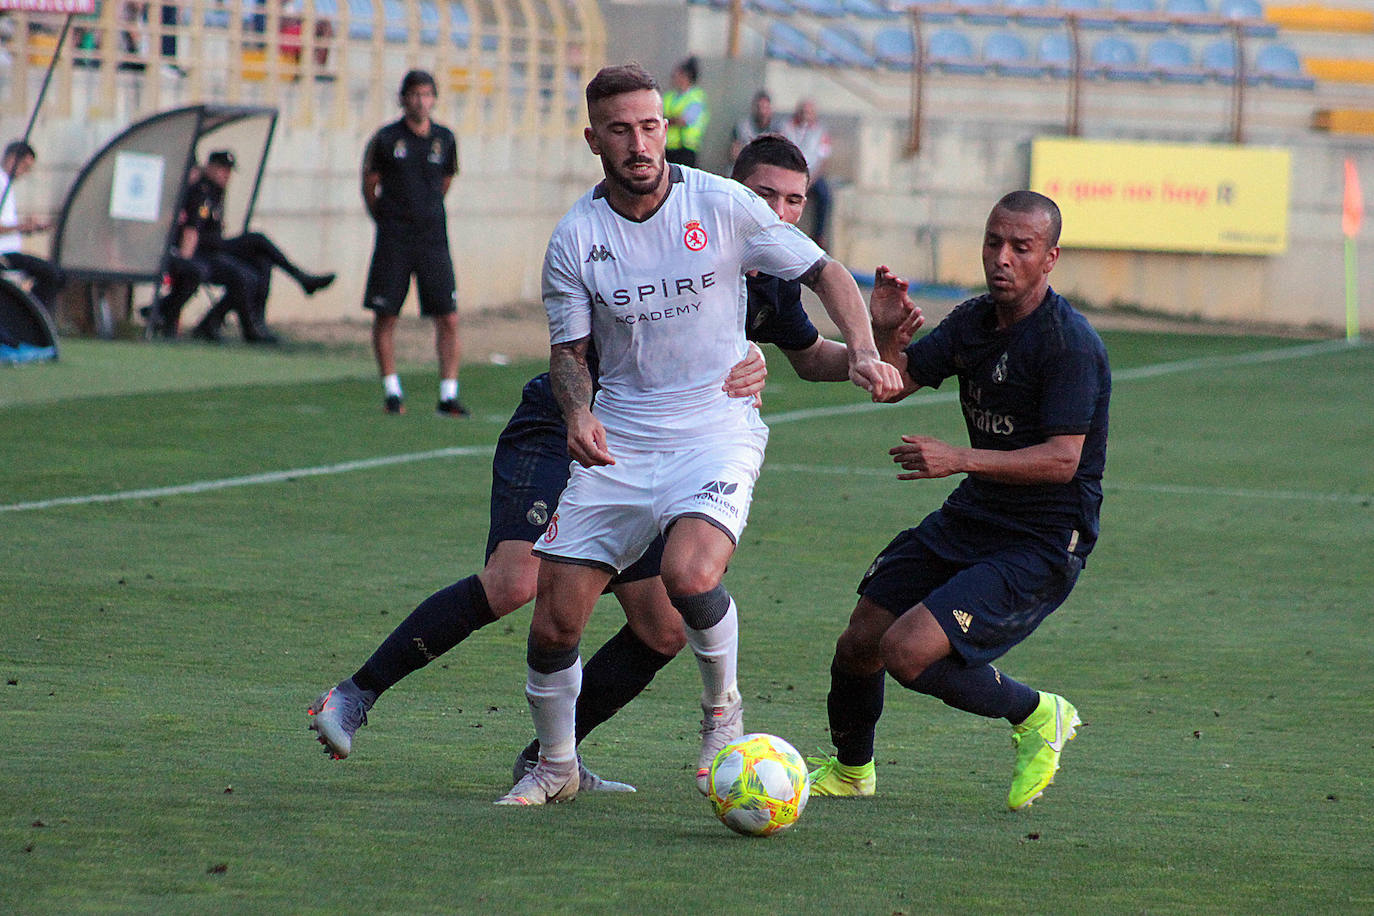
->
xmin=683 ymin=219 xmax=707 ymax=251
xmin=992 ymin=351 xmax=1009 ymax=384
xmin=526 ymin=499 xmax=550 ymax=528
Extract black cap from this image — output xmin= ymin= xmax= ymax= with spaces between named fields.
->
xmin=207 ymin=150 xmax=236 ymax=169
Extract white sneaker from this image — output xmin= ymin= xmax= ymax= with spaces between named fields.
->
xmin=494 ymin=756 xmax=579 ymax=806
xmin=513 ymin=751 xmax=636 ymax=793
xmin=695 ymin=690 xmax=744 ymax=795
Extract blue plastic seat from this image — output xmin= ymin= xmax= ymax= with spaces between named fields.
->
xmin=792 ymin=0 xmax=846 ymax=17
xmin=874 ymin=25 xmax=916 ymax=70
xmin=1219 ymin=0 xmax=1278 ymax=35
xmin=1165 ymin=0 xmax=1224 ymax=32
xmin=345 ymin=0 xmax=373 ymax=40
xmin=843 ymin=0 xmax=899 ymax=18
xmin=1114 ymin=0 xmax=1169 ymax=30
xmin=984 ymin=31 xmax=1045 ymax=76
xmin=749 ymin=0 xmax=799 ymax=15
xmin=817 ymin=25 xmax=877 ymax=68
xmin=382 ymin=0 xmax=406 ymax=42
xmin=449 ymin=2 xmax=470 ymax=49
xmin=1060 ymin=0 xmax=1115 ymax=29
xmin=1090 ymin=35 xmax=1151 ymax=79
xmin=1004 ymin=0 xmax=1061 ymax=28
xmin=1253 ymin=42 xmax=1315 ymax=88
xmin=1147 ymin=37 xmax=1207 ymax=81
xmin=928 ymin=28 xmax=987 ymax=74
xmin=417 ymin=0 xmax=439 ymax=45
xmin=766 ymin=21 xmax=818 ymax=65
xmin=1200 ymin=37 xmax=1237 ymax=82
xmin=890 ymin=0 xmax=956 ymax=24
xmin=956 ymin=0 xmax=1011 ymax=26
xmin=1038 ymin=31 xmax=1076 ymax=77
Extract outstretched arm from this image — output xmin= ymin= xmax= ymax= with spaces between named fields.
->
xmin=799 ymin=257 xmax=904 ymax=401
xmin=867 ymin=265 xmax=927 ymax=403
xmin=550 ymin=336 xmax=614 ymax=467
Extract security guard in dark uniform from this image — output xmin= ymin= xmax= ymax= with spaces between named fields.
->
xmin=154 ymin=150 xmax=334 ymax=342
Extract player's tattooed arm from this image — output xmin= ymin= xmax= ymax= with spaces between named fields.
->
xmin=551 ymin=337 xmax=615 ymax=468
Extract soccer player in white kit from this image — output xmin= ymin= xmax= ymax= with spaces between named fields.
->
xmin=496 ymin=65 xmax=903 ymax=805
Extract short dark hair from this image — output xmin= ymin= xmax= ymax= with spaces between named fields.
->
xmin=585 ymin=63 xmax=659 ymax=112
xmin=400 ymin=69 xmax=437 ymax=96
xmin=995 ymin=190 xmax=1062 ymax=248
xmin=731 ymin=133 xmax=809 ymax=184
xmin=677 ymin=56 xmax=699 ymax=83
xmin=3 ymin=140 xmax=36 ymax=164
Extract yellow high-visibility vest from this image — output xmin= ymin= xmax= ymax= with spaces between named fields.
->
xmin=664 ymin=86 xmax=709 ymax=153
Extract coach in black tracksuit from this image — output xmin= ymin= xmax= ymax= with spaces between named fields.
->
xmin=362 ymin=69 xmax=465 ymax=416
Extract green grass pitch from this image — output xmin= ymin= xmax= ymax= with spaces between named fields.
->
xmin=2 ymin=331 xmax=1371 ymax=914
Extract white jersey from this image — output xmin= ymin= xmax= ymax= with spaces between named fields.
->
xmin=542 ymin=165 xmax=824 ymax=445
xmin=0 ymin=172 xmax=20 ymax=255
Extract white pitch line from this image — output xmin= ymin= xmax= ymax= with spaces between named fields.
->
xmin=763 ymin=463 xmax=1372 ymax=507
xmin=1 ymin=339 xmax=1363 ymax=514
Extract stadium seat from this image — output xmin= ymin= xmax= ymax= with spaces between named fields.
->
xmin=874 ymin=25 xmax=917 ymax=70
xmin=927 ymin=28 xmax=988 ymax=74
xmin=890 ymin=0 xmax=955 ymax=24
xmin=1200 ymin=36 xmax=1238 ymax=82
xmin=418 ymin=0 xmax=440 ymax=45
xmin=382 ymin=0 xmax=407 ymax=43
xmin=345 ymin=0 xmax=373 ymax=41
xmin=766 ymin=21 xmax=818 ymax=65
xmin=817 ymin=26 xmax=878 ymax=67
xmin=449 ymin=2 xmax=471 ymax=49
xmin=1219 ymin=0 xmax=1279 ymax=36
xmin=1164 ymin=0 xmax=1224 ymax=32
xmin=750 ymin=0 xmax=799 ymax=16
xmin=1253 ymin=42 xmax=1316 ymax=88
xmin=984 ymin=31 xmax=1046 ymax=76
xmin=1060 ymin=0 xmax=1116 ymax=29
xmin=792 ymin=0 xmax=847 ymax=17
xmin=1147 ymin=36 xmax=1208 ymax=81
xmin=843 ymin=0 xmax=899 ymax=19
xmin=1038 ymin=31 xmax=1077 ymax=77
xmin=1004 ymin=0 xmax=1062 ymax=28
xmin=1114 ymin=0 xmax=1170 ymax=31
xmin=1090 ymin=34 xmax=1152 ymax=79
xmin=955 ymin=0 xmax=1011 ymax=26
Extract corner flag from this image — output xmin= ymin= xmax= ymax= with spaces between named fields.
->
xmin=1344 ymin=159 xmax=1362 ymax=342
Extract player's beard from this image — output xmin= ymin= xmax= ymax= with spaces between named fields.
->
xmin=606 ymin=155 xmax=666 ymax=198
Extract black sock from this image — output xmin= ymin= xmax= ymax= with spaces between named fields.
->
xmin=353 ymin=575 xmax=496 ymax=696
xmin=827 ymin=659 xmax=886 ymax=767
xmin=521 ymin=624 xmax=675 ymax=762
xmin=898 ymin=657 xmax=1039 ymax=723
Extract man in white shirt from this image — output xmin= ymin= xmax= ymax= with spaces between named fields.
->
xmin=780 ymin=99 xmax=834 ymax=249
xmin=497 ymin=64 xmax=902 ymax=806
xmin=0 ymin=141 xmax=63 ymax=312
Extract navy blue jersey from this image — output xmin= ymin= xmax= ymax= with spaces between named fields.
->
xmin=177 ymin=176 xmax=225 ymax=251
xmin=902 ymin=288 xmax=1110 ymax=555
xmin=365 ymin=119 xmax=458 ymax=226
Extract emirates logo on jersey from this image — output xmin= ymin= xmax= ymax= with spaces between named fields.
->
xmin=683 ymin=220 xmax=708 ymax=251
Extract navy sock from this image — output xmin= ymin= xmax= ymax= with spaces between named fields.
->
xmin=898 ymin=657 xmax=1039 ymax=723
xmin=521 ymin=624 xmax=675 ymax=761
xmin=353 ymin=575 xmax=496 ymax=696
xmin=826 ymin=659 xmax=886 ymax=767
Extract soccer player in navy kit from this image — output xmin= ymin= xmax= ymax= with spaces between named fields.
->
xmin=363 ymin=69 xmax=466 ymax=416
xmin=308 ymin=134 xmax=916 ymax=790
xmin=808 ymin=191 xmax=1111 ymax=811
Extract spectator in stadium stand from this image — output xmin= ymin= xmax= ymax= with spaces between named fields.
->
xmin=729 ymin=89 xmax=778 ymax=164
xmin=663 ymin=56 xmax=709 ymax=168
xmin=361 ymin=69 xmax=466 ymax=417
xmin=0 ymin=140 xmax=64 ymax=314
xmin=780 ymin=98 xmax=833 ymax=249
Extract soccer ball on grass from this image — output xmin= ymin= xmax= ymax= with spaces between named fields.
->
xmin=706 ymin=733 xmax=810 ymax=837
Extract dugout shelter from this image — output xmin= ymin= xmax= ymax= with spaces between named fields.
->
xmin=50 ymin=104 xmax=278 ymax=338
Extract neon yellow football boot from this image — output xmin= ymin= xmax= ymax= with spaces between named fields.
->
xmin=806 ymin=755 xmax=876 ymax=797
xmin=1008 ymin=692 xmax=1081 ymax=810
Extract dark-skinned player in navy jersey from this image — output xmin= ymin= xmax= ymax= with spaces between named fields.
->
xmin=308 ymin=134 xmax=917 ymax=792
xmin=808 ymin=190 xmax=1110 ymax=811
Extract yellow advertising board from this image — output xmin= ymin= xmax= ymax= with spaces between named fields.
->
xmin=1030 ymin=137 xmax=1290 ymax=255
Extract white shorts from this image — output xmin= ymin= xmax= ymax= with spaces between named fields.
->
xmin=534 ymin=430 xmax=768 ymax=573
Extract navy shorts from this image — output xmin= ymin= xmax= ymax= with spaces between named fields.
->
xmin=363 ymin=223 xmax=456 ymax=317
xmin=485 ymin=388 xmax=664 ymax=585
xmin=858 ymin=510 xmax=1083 ymax=666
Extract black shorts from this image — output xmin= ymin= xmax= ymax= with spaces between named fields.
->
xmin=858 ymin=510 xmax=1083 ymax=666
xmin=363 ymin=223 xmax=456 ymax=317
xmin=485 ymin=387 xmax=664 ymax=586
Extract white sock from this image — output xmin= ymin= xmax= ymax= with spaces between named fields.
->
xmin=383 ymin=374 xmax=403 ymax=398
xmin=525 ymin=660 xmax=581 ymax=766
xmin=684 ymin=598 xmax=739 ymax=709
xmin=439 ymin=378 xmax=458 ymax=402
